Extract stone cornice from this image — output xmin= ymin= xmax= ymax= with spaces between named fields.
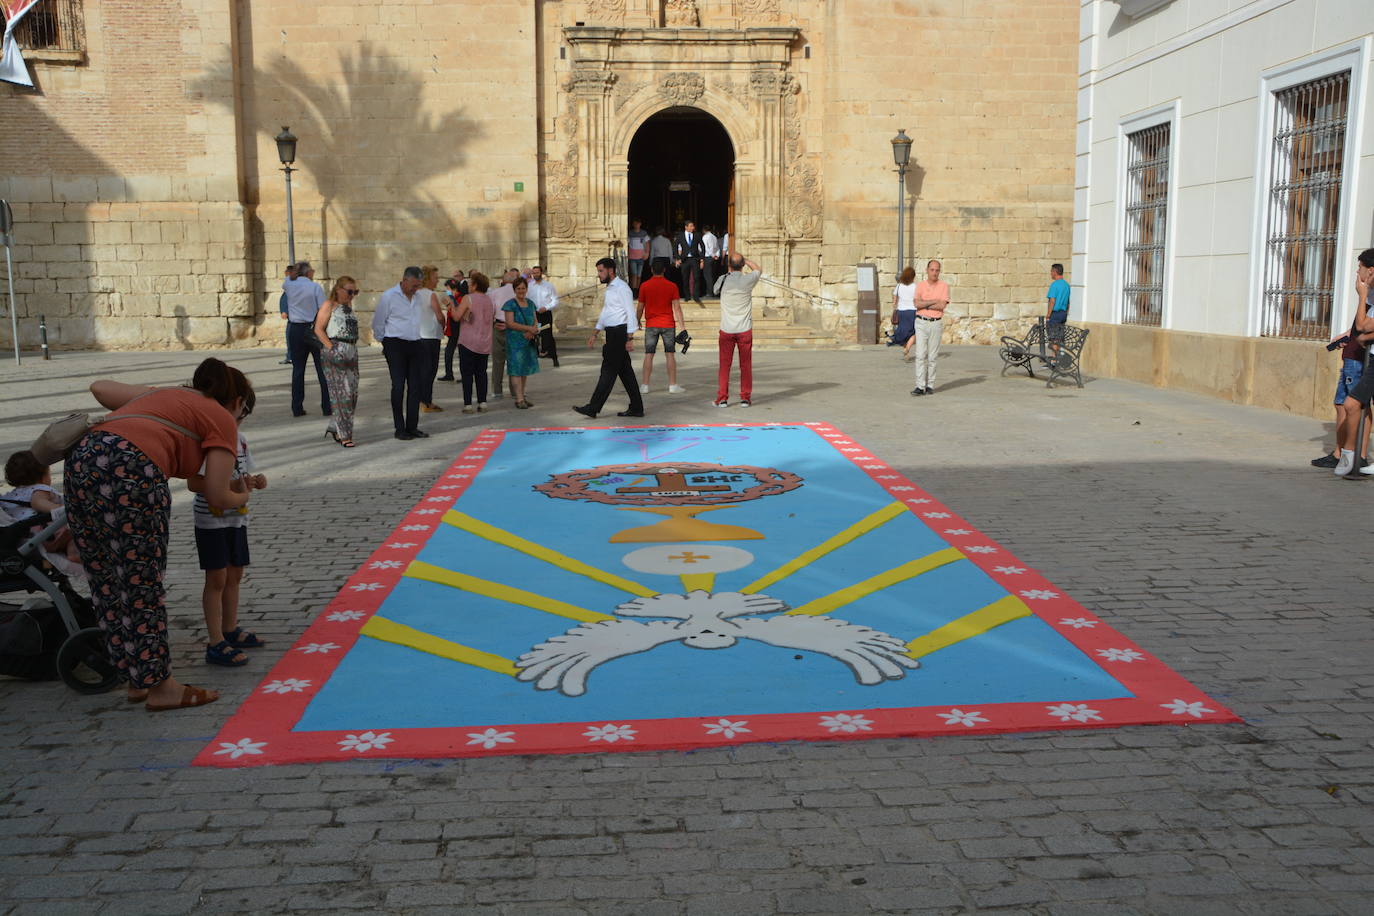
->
xmin=564 ymin=26 xmax=801 ymax=68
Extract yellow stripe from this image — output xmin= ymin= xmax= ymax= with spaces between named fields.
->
xmin=406 ymin=560 xmax=615 ymax=623
xmin=444 ymin=510 xmax=656 ymax=597
xmin=679 ymin=573 xmax=716 ymax=593
xmin=904 ymin=595 xmax=1033 ymax=659
xmin=742 ymin=502 xmax=908 ymax=594
xmin=785 ymin=547 xmax=964 ymax=616
xmin=360 ymin=615 xmax=520 ymax=676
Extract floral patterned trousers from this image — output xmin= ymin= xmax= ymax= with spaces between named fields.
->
xmin=322 ymin=341 xmax=360 ymax=442
xmin=63 ymin=432 xmax=172 ymax=689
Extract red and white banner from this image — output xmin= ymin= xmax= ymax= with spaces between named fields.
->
xmin=1 ymin=0 xmax=43 ymax=88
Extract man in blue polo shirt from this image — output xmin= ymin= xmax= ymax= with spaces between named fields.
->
xmin=1045 ymin=263 xmax=1071 ymax=360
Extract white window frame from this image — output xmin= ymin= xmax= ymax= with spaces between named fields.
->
xmin=1113 ymin=101 xmax=1180 ymax=329
xmin=1246 ymin=40 xmax=1370 ymax=339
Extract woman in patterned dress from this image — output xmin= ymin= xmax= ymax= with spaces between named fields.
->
xmin=63 ymin=358 xmax=254 ymax=711
xmin=502 ymin=277 xmax=541 ymax=409
xmin=313 ymin=275 xmax=361 ymax=447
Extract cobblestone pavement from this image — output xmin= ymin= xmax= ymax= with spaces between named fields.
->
xmin=1 ymin=342 xmax=1371 ymax=915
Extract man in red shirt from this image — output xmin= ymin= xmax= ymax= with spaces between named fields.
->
xmin=635 ymin=261 xmax=687 ymax=394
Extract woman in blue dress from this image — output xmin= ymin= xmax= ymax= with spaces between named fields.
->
xmin=503 ymin=277 xmax=541 ymax=409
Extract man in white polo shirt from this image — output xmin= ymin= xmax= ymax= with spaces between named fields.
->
xmin=371 ymin=266 xmax=429 ymax=441
xmin=573 ymin=258 xmax=644 ymax=419
xmin=528 ymin=265 xmax=560 ymax=368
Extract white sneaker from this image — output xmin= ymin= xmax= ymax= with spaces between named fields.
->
xmin=668 ymin=385 xmax=685 ymax=393
xmin=639 ymin=384 xmax=650 ymax=394
xmin=738 ymin=400 xmax=751 ymax=408
xmin=1334 ymin=449 xmax=1355 ymax=476
xmin=461 ymin=405 xmax=476 ymax=414
xmin=477 ymin=403 xmax=488 ymax=412
xmin=1361 ymin=461 xmax=1374 ymax=475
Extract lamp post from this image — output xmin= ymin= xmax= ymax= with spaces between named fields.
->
xmin=891 ymin=129 xmax=913 ymax=273
xmin=275 ymin=126 xmax=298 ymax=265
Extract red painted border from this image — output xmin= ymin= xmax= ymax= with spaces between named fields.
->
xmin=195 ymin=422 xmax=1240 ymax=767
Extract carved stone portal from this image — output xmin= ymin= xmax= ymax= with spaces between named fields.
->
xmin=663 ymin=0 xmax=700 ymax=28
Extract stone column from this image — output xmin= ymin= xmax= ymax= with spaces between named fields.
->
xmin=567 ymin=69 xmax=618 ymax=248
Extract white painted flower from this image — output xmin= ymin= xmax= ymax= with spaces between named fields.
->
xmin=401 ymin=525 xmax=432 ymax=532
xmin=1047 ymin=702 xmax=1102 ymax=723
xmin=922 ymin=512 xmax=952 ymax=519
xmin=966 ymin=546 xmax=998 ymax=554
xmin=451 ymin=465 xmax=478 ymax=470
xmin=819 ymin=713 xmax=873 ymax=733
xmin=369 ymin=560 xmax=403 ymax=570
xmin=1161 ymin=699 xmax=1215 ymax=719
xmin=447 ymin=473 xmax=472 ymax=479
xmin=822 ymin=432 xmax=843 ymax=438
xmin=840 ymin=447 xmax=863 ymax=452
xmin=214 ymin=738 xmax=267 ymax=759
xmin=466 ymin=728 xmax=516 ymax=749
xmin=584 ymin=723 xmax=637 ymax=743
xmin=435 ymin=485 xmax=462 ymax=491
xmin=261 ymin=678 xmax=312 ymax=694
xmin=425 ymin=496 xmax=451 ymax=503
xmin=944 ymin=528 xmax=972 ymax=535
xmin=1097 ymin=648 xmax=1146 ymax=663
xmin=326 ymin=610 xmax=366 ymax=622
xmin=414 ymin=509 xmax=442 ymax=515
xmin=1020 ymin=589 xmax=1060 ymax=600
xmin=349 ymin=582 xmax=383 ymax=591
xmin=876 ymin=474 xmax=899 ymax=479
xmin=298 ymin=642 xmax=340 ymax=654
xmin=937 ymin=708 xmax=989 ymax=728
xmin=702 ymin=718 xmax=751 ymax=739
xmin=1058 ymin=617 xmax=1097 ymax=629
xmin=906 ymin=498 xmax=931 ymax=504
xmin=994 ymin=566 xmax=1026 ymax=574
xmin=889 ymin=485 xmax=915 ymax=491
xmin=862 ymin=465 xmax=883 ymax=470
xmin=385 ymin=542 xmax=417 ymax=549
xmin=338 ymin=731 xmax=394 ymax=753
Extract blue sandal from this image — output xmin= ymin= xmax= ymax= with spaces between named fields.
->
xmin=206 ymin=640 xmax=249 ymax=667
xmin=224 ymin=627 xmax=265 ymax=649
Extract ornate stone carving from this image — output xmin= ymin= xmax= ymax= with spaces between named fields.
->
xmin=779 ymin=72 xmax=821 ymax=238
xmin=586 ymin=0 xmax=626 ymax=22
xmin=749 ymin=69 xmax=782 ymax=98
xmin=613 ymin=77 xmax=649 ymax=112
xmin=658 ymin=72 xmax=705 ymax=106
xmin=738 ymin=0 xmax=781 ymax=16
xmin=564 ymin=69 xmax=617 ymax=97
xmin=547 ymin=95 xmax=581 ymax=240
xmin=663 ymin=0 xmax=699 ymax=27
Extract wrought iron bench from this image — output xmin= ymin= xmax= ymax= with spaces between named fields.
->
xmin=998 ymin=317 xmax=1089 ymax=388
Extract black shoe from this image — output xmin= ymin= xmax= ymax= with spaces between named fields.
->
xmin=617 ymin=410 xmax=645 ymax=417
xmin=292 ymin=410 xmax=307 ymax=417
xmin=323 ymin=410 xmax=333 ymax=417
xmin=911 ymin=388 xmax=925 ymax=397
xmin=407 ymin=429 xmax=430 ymax=439
xmin=1312 ymin=453 xmax=1340 ymax=468
xmin=394 ymin=431 xmax=414 ymax=441
xmin=437 ymin=375 xmax=455 ymax=381
xmin=572 ymin=405 xmax=597 ymax=419
xmin=552 ymin=360 xmax=560 ymax=368
xmin=925 ymin=387 xmax=935 ymax=396
xmin=694 ymin=298 xmax=703 ymax=304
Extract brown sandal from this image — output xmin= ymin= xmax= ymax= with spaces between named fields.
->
xmin=146 ymin=684 xmax=220 ymax=712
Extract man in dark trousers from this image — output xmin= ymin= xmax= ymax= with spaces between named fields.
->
xmin=573 ymin=258 xmax=645 ymax=419
xmin=674 ymin=219 xmax=707 ymax=304
xmin=371 ymin=266 xmax=430 ymax=440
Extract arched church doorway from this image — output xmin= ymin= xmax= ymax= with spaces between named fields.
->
xmin=627 ymin=108 xmax=734 ymax=252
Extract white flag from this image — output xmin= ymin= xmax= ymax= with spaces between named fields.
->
xmin=1 ymin=0 xmax=44 ymax=88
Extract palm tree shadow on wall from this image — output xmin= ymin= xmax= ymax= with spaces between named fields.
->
xmin=193 ymin=42 xmax=483 ymax=299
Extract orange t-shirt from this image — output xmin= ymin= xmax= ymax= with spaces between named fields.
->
xmin=916 ymin=279 xmax=950 ymax=318
xmin=96 ymin=388 xmax=239 ymax=479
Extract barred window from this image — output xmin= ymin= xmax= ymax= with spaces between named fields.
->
xmin=6 ymin=0 xmax=85 ymax=54
xmin=1122 ymin=122 xmax=1170 ymax=327
xmin=1260 ymin=72 xmax=1350 ymax=339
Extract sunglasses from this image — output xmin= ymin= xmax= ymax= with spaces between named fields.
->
xmin=342 ymin=289 xmax=359 ymax=296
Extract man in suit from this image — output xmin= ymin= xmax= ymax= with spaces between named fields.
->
xmin=673 ymin=220 xmax=707 ymax=304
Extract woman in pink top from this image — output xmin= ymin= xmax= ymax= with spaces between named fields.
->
xmin=911 ymin=260 xmax=950 ymax=396
xmin=453 ymin=271 xmax=496 ymax=412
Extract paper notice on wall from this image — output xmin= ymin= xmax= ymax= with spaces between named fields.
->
xmin=1 ymin=0 xmax=44 ymax=88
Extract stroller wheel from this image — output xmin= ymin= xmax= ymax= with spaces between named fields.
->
xmin=56 ymin=627 xmax=119 ymax=694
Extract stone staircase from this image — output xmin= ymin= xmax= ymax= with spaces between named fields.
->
xmin=557 ymin=288 xmax=837 ymax=350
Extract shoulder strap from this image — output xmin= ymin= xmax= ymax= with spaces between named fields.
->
xmin=96 ymin=412 xmax=202 ymax=443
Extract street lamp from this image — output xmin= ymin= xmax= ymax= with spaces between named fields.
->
xmin=891 ymin=129 xmax=913 ymax=273
xmin=275 ymin=126 xmax=298 ymax=265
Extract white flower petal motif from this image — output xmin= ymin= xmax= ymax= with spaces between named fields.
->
xmin=326 ymin=610 xmax=366 ymax=622
xmin=702 ymin=718 xmax=751 ymax=739
xmin=1047 ymin=703 xmax=1102 ymax=723
xmin=369 ymin=560 xmax=403 ymax=570
xmin=414 ymin=509 xmax=442 ymax=515
xmin=214 ymin=738 xmax=267 ymax=759
xmin=1058 ymin=617 xmax=1097 ymax=629
xmin=889 ymin=486 xmax=915 ymax=492
xmin=385 ymin=542 xmax=417 ymax=549
xmin=298 ymin=642 xmax=340 ymax=654
xmin=348 ymin=582 xmax=383 ymax=591
xmin=261 ymin=678 xmax=312 ymax=694
xmin=1020 ymin=589 xmax=1060 ymax=600
xmin=425 ymin=496 xmax=450 ymax=502
xmin=922 ymin=512 xmax=951 ymax=519
xmin=1161 ymin=699 xmax=1215 ymax=719
xmin=966 ymin=546 xmax=998 ymax=554
xmin=338 ymin=731 xmax=395 ymax=753
xmin=401 ymin=525 xmax=432 ymax=532
xmin=944 ymin=528 xmax=972 ymax=535
xmin=819 ymin=713 xmax=873 ymax=734
xmin=1097 ymin=648 xmax=1146 ymax=663
xmin=994 ymin=566 xmax=1026 ymax=574
xmin=906 ymin=498 xmax=931 ymax=504
xmin=466 ymin=728 xmax=517 ymax=749
xmin=435 ymin=485 xmax=462 ymax=491
xmin=584 ymin=723 xmax=637 ymax=743
xmin=937 ymin=708 xmax=989 ymax=728
xmin=840 ymin=447 xmax=863 ymax=452
xmin=876 ymin=474 xmax=899 ymax=479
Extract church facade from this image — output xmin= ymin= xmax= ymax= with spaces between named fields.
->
xmin=0 ymin=0 xmax=1077 ymax=350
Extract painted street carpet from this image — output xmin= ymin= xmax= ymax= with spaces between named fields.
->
xmin=198 ymin=422 xmax=1238 ymax=766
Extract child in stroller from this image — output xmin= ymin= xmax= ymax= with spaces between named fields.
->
xmin=2 ymin=450 xmax=82 ymax=571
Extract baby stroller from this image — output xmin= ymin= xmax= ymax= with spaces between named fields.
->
xmin=0 ymin=509 xmax=118 ymax=693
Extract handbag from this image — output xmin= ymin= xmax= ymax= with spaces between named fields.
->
xmin=31 ymin=406 xmax=202 ymax=466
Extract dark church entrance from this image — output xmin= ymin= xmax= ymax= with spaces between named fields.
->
xmin=627 ymin=108 xmax=734 ymax=255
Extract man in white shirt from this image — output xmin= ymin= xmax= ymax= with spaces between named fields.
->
xmin=528 ymin=265 xmax=561 ymax=368
xmin=488 ymin=269 xmax=518 ymax=399
xmin=712 ymin=253 xmax=764 ymax=408
xmin=702 ymin=225 xmax=720 ymax=298
xmin=573 ymin=258 xmax=644 ymax=419
xmin=283 ymin=261 xmax=332 ymax=417
xmin=371 ymin=266 xmax=429 ymax=440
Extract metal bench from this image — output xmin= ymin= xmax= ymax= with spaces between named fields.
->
xmin=998 ymin=317 xmax=1089 ymax=388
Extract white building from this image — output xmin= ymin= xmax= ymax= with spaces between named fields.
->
xmin=1074 ymin=0 xmax=1372 ymax=418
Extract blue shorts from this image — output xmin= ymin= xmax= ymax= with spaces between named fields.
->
xmin=1335 ymin=358 xmax=1365 ymax=405
xmin=195 ymin=526 xmax=250 ymax=571
xmin=644 ymin=326 xmax=676 ymax=354
xmin=627 ymin=258 xmax=645 ymax=280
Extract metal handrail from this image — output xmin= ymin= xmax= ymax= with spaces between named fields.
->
xmin=756 ymin=275 xmax=839 ymax=308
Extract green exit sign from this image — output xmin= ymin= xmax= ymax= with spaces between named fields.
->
xmin=514 ymin=182 xmax=524 ymax=192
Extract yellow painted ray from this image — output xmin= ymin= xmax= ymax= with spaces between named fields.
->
xmin=742 ymin=502 xmax=907 ymax=595
xmin=406 ymin=560 xmax=615 ymax=623
xmin=904 ymin=594 xmax=1033 ymax=659
xmin=679 ymin=573 xmax=715 ymax=593
xmin=784 ymin=547 xmax=964 ymax=617
xmin=361 ymin=615 xmax=519 ymax=676
xmin=443 ymin=510 xmax=657 ymax=598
